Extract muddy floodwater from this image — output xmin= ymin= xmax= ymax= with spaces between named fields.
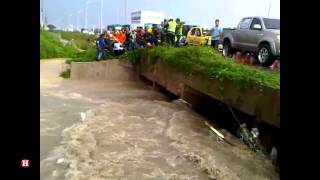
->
xmin=40 ymin=59 xmax=279 ymax=180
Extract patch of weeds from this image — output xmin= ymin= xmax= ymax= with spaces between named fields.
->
xmin=60 ymin=68 xmax=70 ymax=79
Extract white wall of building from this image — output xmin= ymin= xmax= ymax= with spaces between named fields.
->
xmin=131 ymin=10 xmax=165 ymax=29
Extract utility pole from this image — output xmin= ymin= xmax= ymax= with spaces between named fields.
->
xmin=40 ymin=0 xmax=44 ymax=27
xmin=124 ymin=0 xmax=127 ymax=24
xmin=268 ymin=0 xmax=272 ymax=17
xmin=100 ymin=0 xmax=103 ymax=34
xmin=68 ymin=14 xmax=73 ymax=30
xmin=77 ymin=10 xmax=81 ymax=31
xmin=116 ymin=8 xmax=120 ymax=24
xmin=44 ymin=13 xmax=48 ymax=26
xmin=85 ymin=1 xmax=92 ymax=30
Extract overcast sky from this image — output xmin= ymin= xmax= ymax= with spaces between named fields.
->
xmin=41 ymin=0 xmax=280 ymax=29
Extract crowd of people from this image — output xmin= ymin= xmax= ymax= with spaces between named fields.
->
xmin=95 ymin=17 xmax=187 ymax=61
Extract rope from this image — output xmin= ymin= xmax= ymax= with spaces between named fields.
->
xmin=228 ymin=106 xmax=242 ymax=126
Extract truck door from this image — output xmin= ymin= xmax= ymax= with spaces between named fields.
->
xmin=247 ymin=18 xmax=263 ymax=52
xmin=187 ymin=28 xmax=196 ymax=45
xmin=234 ymin=17 xmax=252 ymax=50
xmin=194 ymin=28 xmax=202 ymax=45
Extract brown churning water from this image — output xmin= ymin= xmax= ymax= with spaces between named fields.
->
xmin=40 ymin=60 xmax=279 ymax=180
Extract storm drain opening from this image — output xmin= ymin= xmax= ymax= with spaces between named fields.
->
xmin=143 ymin=81 xmax=279 ymax=170
xmin=139 ymin=75 xmax=179 ymax=101
xmin=185 ymin=87 xmax=279 ymax=170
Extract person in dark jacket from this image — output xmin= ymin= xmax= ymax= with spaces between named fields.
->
xmin=96 ymin=33 xmax=106 ymax=61
xmin=124 ymin=27 xmax=132 ymax=50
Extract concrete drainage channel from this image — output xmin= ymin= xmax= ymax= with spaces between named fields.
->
xmin=70 ymin=59 xmax=280 ymax=171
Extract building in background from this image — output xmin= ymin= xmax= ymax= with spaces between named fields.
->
xmin=131 ymin=10 xmax=165 ymax=30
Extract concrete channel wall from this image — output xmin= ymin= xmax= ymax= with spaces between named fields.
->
xmin=138 ymin=58 xmax=280 ymax=128
xmin=70 ymin=59 xmax=280 ymax=128
xmin=70 ymin=60 xmax=138 ymax=81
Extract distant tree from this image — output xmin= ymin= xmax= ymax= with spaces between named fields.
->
xmin=47 ymin=24 xmax=56 ymax=31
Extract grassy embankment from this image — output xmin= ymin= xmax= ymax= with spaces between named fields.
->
xmin=40 ymin=29 xmax=97 ymax=77
xmin=124 ymin=46 xmax=280 ymax=89
xmin=48 ymin=33 xmax=279 ymax=87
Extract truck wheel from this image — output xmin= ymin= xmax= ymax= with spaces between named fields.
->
xmin=223 ymin=41 xmax=233 ymax=57
xmin=258 ymin=44 xmax=275 ymax=67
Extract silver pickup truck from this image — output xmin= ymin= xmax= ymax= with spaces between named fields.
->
xmin=222 ymin=17 xmax=280 ymax=66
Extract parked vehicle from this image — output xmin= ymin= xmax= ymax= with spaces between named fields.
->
xmin=183 ymin=25 xmax=196 ymax=36
xmin=107 ymin=24 xmax=124 ymax=32
xmin=222 ymin=17 xmax=280 ymax=66
xmin=186 ymin=26 xmax=212 ymax=46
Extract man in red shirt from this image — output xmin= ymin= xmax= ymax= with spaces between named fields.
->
xmin=135 ymin=27 xmax=145 ymax=47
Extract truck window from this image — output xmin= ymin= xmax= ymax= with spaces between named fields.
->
xmin=202 ymin=28 xmax=211 ymax=36
xmin=250 ymin=18 xmax=262 ymax=30
xmin=239 ymin=18 xmax=252 ymax=29
xmin=196 ymin=28 xmax=201 ymax=36
xmin=191 ymin=28 xmax=196 ymax=35
xmin=263 ymin=18 xmax=280 ymax=29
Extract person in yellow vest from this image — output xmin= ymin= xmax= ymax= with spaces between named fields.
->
xmin=175 ymin=18 xmax=183 ymax=47
xmin=166 ymin=17 xmax=177 ymax=47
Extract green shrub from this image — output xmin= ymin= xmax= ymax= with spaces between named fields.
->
xmin=40 ymin=31 xmax=78 ymax=59
xmin=57 ymin=30 xmax=96 ymax=50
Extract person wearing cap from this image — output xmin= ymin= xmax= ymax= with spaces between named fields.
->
xmin=166 ymin=17 xmax=177 ymax=47
xmin=175 ymin=18 xmax=183 ymax=47
xmin=96 ymin=33 xmax=106 ymax=61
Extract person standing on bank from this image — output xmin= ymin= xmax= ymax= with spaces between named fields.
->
xmin=96 ymin=33 xmax=106 ymax=61
xmin=166 ymin=17 xmax=177 ymax=47
xmin=175 ymin=18 xmax=183 ymax=47
xmin=211 ymin=19 xmax=222 ymax=50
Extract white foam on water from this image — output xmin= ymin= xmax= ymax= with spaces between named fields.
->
xmin=48 ymin=100 xmax=279 ymax=180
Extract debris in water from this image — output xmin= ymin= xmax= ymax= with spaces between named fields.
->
xmin=205 ymin=121 xmax=235 ymax=146
xmin=80 ymin=112 xmax=86 ymax=121
xmin=251 ymin=128 xmax=259 ymax=138
xmin=270 ymin=146 xmax=277 ymax=165
xmin=237 ymin=124 xmax=265 ymax=155
xmin=177 ymin=99 xmax=192 ymax=108
xmin=69 ymin=92 xmax=83 ymax=99
xmin=52 ymin=170 xmax=59 ymax=177
xmin=205 ymin=121 xmax=224 ymax=139
xmin=56 ymin=158 xmax=64 ymax=164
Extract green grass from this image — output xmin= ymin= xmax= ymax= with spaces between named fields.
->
xmin=123 ymin=46 xmax=280 ymax=89
xmin=66 ymin=47 xmax=97 ymax=64
xmin=40 ymin=30 xmax=97 ymax=59
xmin=66 ymin=48 xmax=120 ymax=64
xmin=55 ymin=30 xmax=96 ymax=50
xmin=40 ymin=30 xmax=79 ymax=59
xmin=59 ymin=68 xmax=71 ymax=79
